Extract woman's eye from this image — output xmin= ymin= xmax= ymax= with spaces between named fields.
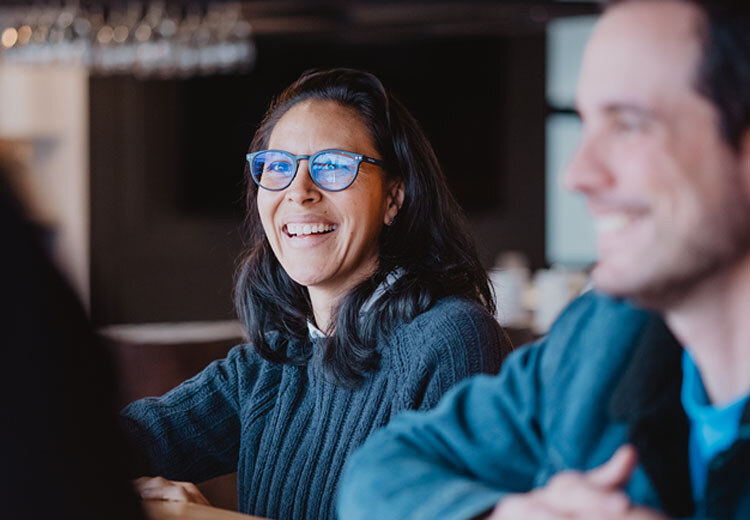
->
xmin=316 ymin=161 xmax=339 ymax=171
xmin=268 ymin=161 xmax=291 ymax=173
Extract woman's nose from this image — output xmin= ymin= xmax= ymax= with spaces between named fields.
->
xmin=285 ymin=159 xmax=322 ymax=204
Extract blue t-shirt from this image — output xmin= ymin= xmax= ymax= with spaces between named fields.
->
xmin=681 ymin=350 xmax=750 ymax=500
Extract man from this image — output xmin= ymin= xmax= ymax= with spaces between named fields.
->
xmin=337 ymin=0 xmax=750 ymax=518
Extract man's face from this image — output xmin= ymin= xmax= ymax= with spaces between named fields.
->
xmin=564 ymin=0 xmax=750 ymax=308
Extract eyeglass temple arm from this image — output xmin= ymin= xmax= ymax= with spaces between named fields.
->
xmin=361 ymin=156 xmax=384 ymax=166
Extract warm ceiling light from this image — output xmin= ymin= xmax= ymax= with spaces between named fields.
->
xmin=97 ymin=25 xmax=114 ymax=45
xmin=17 ymin=25 xmax=32 ymax=45
xmin=113 ymin=25 xmax=129 ymax=43
xmin=134 ymin=24 xmax=151 ymax=42
xmin=1 ymin=27 xmax=18 ymax=48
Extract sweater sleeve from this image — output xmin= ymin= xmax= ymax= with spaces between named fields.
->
xmin=120 ymin=343 xmax=260 ymax=482
xmin=338 ymin=341 xmax=547 ymax=520
xmin=394 ymin=297 xmax=511 ymax=414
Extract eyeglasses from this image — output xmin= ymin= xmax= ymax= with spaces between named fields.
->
xmin=246 ymin=149 xmax=384 ymax=192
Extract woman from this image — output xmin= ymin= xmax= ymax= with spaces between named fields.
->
xmin=121 ymin=68 xmax=511 ymax=519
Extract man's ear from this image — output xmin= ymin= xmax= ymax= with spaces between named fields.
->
xmin=384 ymin=179 xmax=405 ymax=226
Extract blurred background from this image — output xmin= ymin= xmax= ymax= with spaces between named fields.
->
xmin=0 ymin=0 xmax=601 ymax=327
xmin=1 ymin=0 xmax=600 ymax=507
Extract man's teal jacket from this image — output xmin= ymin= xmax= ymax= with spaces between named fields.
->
xmin=338 ymin=292 xmax=750 ymax=519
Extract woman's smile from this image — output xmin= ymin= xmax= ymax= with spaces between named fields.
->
xmin=284 ymin=223 xmax=338 ymax=237
xmin=282 ymin=220 xmax=339 ymax=249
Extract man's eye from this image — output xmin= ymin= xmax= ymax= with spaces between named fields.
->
xmin=613 ymin=114 xmax=649 ymax=133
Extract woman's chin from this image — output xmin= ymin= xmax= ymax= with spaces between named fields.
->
xmin=285 ymin=269 xmax=329 ymax=289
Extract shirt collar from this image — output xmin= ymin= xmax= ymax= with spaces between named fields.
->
xmin=306 ymin=268 xmax=404 ymax=340
xmin=680 ymin=349 xmax=750 ymax=420
xmin=307 ymin=320 xmax=326 ymax=340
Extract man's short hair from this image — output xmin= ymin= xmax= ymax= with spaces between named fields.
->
xmin=604 ymin=0 xmax=750 ymax=149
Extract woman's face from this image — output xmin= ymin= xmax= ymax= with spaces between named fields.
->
xmin=257 ymin=100 xmax=401 ymax=296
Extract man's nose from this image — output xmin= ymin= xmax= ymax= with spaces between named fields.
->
xmin=561 ymin=132 xmax=614 ymax=196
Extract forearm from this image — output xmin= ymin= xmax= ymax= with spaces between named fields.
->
xmin=339 ymin=369 xmax=543 ymax=519
xmin=339 ymin=423 xmax=506 ymax=520
xmin=121 ymin=394 xmax=239 ymax=481
xmin=120 ymin=349 xmax=250 ymax=481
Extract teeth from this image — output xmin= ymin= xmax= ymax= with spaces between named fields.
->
xmin=286 ymin=223 xmax=337 ymax=236
xmin=595 ymin=214 xmax=633 ymax=234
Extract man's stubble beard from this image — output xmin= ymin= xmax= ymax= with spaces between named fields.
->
xmin=603 ymin=174 xmax=750 ymax=311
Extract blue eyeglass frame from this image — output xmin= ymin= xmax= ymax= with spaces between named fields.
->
xmin=246 ymin=149 xmax=385 ymax=192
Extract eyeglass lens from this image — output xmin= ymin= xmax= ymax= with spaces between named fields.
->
xmin=250 ymin=150 xmax=359 ymax=191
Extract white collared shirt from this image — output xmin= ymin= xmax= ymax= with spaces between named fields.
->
xmin=306 ymin=268 xmax=404 ymax=340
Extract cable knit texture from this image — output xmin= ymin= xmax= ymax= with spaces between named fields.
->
xmin=120 ymin=296 xmax=509 ymax=520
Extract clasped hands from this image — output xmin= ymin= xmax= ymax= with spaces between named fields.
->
xmin=489 ymin=445 xmax=667 ymax=520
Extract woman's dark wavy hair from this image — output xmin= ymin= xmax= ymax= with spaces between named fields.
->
xmin=234 ymin=68 xmax=495 ymax=388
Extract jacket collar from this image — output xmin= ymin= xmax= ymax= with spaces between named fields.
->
xmin=608 ymin=312 xmax=694 ymax=517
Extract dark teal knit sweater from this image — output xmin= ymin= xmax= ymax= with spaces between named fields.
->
xmin=120 ymin=296 xmax=509 ymax=519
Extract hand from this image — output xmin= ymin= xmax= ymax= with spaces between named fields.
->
xmin=619 ymin=507 xmax=670 ymax=520
xmin=133 ymin=476 xmax=211 ymax=505
xmin=488 ymin=444 xmax=655 ymax=519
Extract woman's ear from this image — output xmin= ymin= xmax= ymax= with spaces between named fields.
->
xmin=741 ymin=129 xmax=750 ymax=199
xmin=384 ymin=179 xmax=405 ymax=226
